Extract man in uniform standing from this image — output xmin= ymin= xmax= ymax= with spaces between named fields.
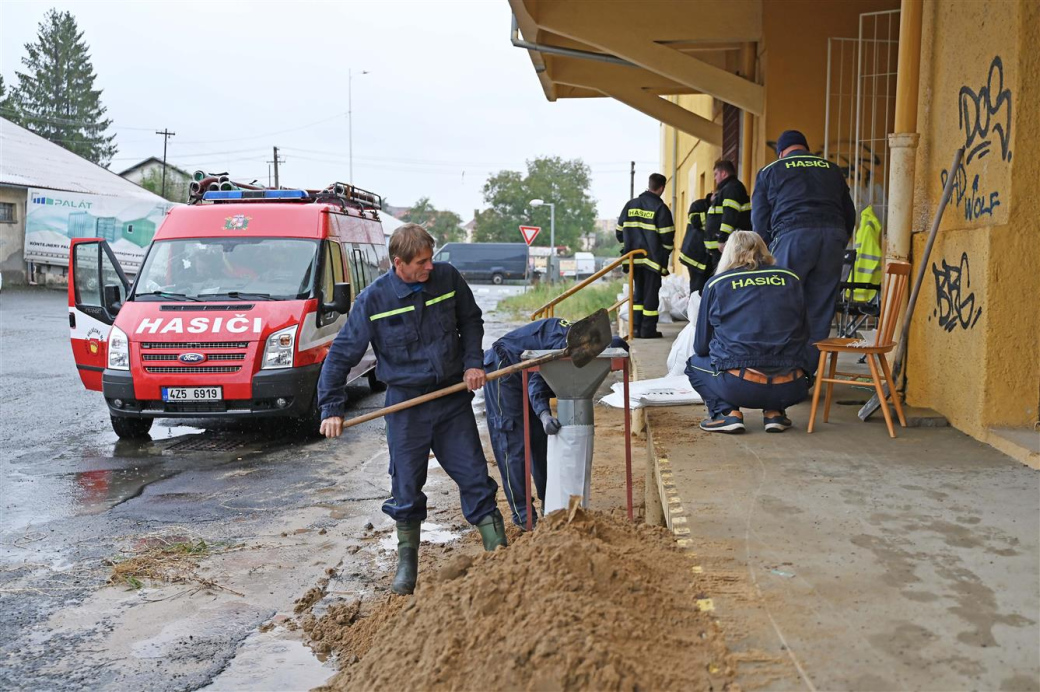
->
xmin=616 ymin=173 xmax=675 ymax=338
xmin=705 ymin=159 xmax=752 ymax=259
xmin=751 ymin=130 xmax=856 ymax=371
xmin=679 ymin=193 xmax=712 ymax=294
xmin=317 ymin=224 xmax=507 ymax=597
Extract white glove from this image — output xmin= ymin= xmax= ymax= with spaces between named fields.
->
xmin=539 ymin=411 xmax=561 ymax=435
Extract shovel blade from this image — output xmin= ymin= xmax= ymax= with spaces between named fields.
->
xmin=566 ymin=309 xmax=613 ymax=368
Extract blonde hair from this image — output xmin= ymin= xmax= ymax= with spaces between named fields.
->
xmin=717 ymin=230 xmax=776 ymax=273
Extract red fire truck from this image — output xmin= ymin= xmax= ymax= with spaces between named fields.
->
xmin=68 ymin=183 xmax=390 ymax=438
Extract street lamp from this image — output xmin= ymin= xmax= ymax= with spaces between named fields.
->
xmin=348 ymin=68 xmax=370 ymax=184
xmin=530 ymin=198 xmax=556 ymax=283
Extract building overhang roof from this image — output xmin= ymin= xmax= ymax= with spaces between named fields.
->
xmin=508 ymin=0 xmax=764 ymax=146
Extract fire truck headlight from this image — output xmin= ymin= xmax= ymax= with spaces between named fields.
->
xmin=262 ymin=325 xmax=297 ymax=370
xmin=107 ymin=326 xmax=130 ymax=370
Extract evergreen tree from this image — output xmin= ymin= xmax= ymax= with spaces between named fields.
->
xmin=9 ymin=9 xmax=117 ymax=166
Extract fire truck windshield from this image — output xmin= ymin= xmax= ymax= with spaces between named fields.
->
xmin=133 ymin=238 xmax=319 ymax=301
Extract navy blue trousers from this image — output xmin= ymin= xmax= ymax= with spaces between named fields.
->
xmin=382 ymin=387 xmax=498 ymax=525
xmin=686 ymin=354 xmax=808 ymax=418
xmin=770 ymin=227 xmax=848 ymax=372
xmin=484 ymin=374 xmax=547 ymax=527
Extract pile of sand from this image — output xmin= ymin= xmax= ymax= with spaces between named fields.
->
xmin=309 ymin=506 xmax=735 ymax=691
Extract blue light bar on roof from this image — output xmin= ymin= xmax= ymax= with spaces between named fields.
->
xmin=202 ymin=189 xmax=308 ymax=201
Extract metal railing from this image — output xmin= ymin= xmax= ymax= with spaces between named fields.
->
xmin=531 ymin=250 xmax=646 ymax=337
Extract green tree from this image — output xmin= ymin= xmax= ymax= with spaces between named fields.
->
xmin=402 ymin=197 xmax=465 ymax=244
xmin=139 ymin=168 xmax=189 ymax=204
xmin=9 ymin=9 xmax=117 ymax=166
xmin=474 ymin=157 xmax=597 ymax=252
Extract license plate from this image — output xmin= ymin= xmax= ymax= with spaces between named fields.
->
xmin=162 ymin=387 xmax=223 ymax=402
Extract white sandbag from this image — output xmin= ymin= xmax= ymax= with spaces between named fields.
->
xmin=616 ymin=283 xmax=630 ymax=322
xmin=598 ymin=375 xmax=702 ymax=409
xmin=666 ymin=292 xmax=701 ymax=376
xmin=544 ymin=425 xmax=595 ymax=514
xmin=661 ymin=274 xmax=692 ymax=321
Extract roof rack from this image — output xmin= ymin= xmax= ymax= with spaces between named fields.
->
xmin=188 ymin=169 xmax=382 ymax=211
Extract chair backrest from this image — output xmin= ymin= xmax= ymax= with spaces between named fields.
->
xmin=874 ymin=260 xmax=911 ymax=346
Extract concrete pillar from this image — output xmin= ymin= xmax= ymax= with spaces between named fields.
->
xmin=884 ymin=132 xmax=920 ymax=263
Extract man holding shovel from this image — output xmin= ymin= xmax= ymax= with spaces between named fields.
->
xmin=317 ymin=224 xmax=507 ymax=596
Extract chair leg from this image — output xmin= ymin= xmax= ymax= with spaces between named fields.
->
xmin=807 ymin=351 xmax=828 ymax=433
xmin=822 ymin=352 xmax=839 ymax=423
xmin=878 ymin=353 xmax=907 ymax=428
xmin=866 ymin=352 xmax=896 ymax=438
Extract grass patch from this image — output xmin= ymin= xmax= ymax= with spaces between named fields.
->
xmin=107 ymin=534 xmax=243 ymax=595
xmin=496 ymin=280 xmax=623 ymax=322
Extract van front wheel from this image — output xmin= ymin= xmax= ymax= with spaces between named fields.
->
xmin=111 ymin=415 xmax=153 ymax=439
xmin=491 ymin=273 xmax=504 ymax=285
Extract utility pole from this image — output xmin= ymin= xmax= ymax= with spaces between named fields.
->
xmin=630 ymin=161 xmax=635 ymax=199
xmin=156 ymin=129 xmax=176 ymax=199
xmin=269 ymin=147 xmax=285 ymax=188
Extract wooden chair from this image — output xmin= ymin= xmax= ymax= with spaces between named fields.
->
xmin=808 ymin=261 xmax=911 ymax=438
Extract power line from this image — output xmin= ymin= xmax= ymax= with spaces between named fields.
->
xmin=174 ymin=112 xmax=349 ymax=144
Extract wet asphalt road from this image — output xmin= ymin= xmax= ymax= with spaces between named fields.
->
xmin=0 ymin=284 xmax=525 ymax=690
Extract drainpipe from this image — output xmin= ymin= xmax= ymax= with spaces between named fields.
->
xmin=740 ymin=43 xmax=757 ymax=187
xmin=672 ymin=104 xmax=679 ymax=274
xmin=885 ymin=0 xmax=924 ymax=265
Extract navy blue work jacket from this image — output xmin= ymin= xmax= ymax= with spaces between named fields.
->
xmin=751 ymin=151 xmax=856 ymax=244
xmin=694 ymin=265 xmax=809 ymax=372
xmin=318 ymin=262 xmax=484 ymax=419
xmin=483 ymin=318 xmax=569 ymax=418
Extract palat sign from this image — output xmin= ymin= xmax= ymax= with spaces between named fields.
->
xmin=519 ymin=225 xmax=541 ymax=246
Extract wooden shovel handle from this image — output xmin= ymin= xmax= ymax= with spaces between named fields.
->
xmin=340 ymin=350 xmax=565 ymax=430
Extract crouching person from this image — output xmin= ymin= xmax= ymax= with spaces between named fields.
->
xmin=484 ymin=319 xmax=568 ymax=530
xmin=317 ymin=224 xmax=507 ymax=596
xmin=686 ymin=231 xmax=810 ymax=434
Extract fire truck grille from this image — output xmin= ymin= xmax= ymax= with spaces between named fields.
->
xmin=142 ymin=353 xmax=246 ymax=362
xmin=145 ymin=366 xmax=241 ymax=374
xmin=160 ymin=304 xmax=255 ymax=312
xmin=140 ymin=341 xmax=249 ymax=350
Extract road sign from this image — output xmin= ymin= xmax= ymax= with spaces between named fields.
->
xmin=519 ymin=225 xmax=541 ymax=246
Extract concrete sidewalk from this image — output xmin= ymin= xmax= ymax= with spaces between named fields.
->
xmin=630 ymin=321 xmax=1040 ymax=691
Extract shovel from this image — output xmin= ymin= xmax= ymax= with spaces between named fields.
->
xmin=338 ymin=309 xmax=613 ymax=430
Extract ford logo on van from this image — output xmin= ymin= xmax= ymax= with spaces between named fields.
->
xmin=179 ymin=352 xmax=206 ymax=364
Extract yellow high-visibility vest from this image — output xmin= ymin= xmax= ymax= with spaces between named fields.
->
xmin=852 ymin=206 xmax=882 ymax=302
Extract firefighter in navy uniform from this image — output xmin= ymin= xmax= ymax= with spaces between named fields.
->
xmin=317 ymin=224 xmax=507 ymax=597
xmin=751 ymin=130 xmax=856 ymax=372
xmin=679 ymin=194 xmax=712 ymax=294
xmin=484 ymin=319 xmax=629 ymax=529
xmin=686 ymin=231 xmax=810 ymax=434
xmin=616 ymin=173 xmax=675 ymax=338
xmin=704 ymin=159 xmax=752 ymax=261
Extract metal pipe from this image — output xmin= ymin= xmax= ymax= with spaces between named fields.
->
xmin=510 ymin=14 xmax=633 ymax=67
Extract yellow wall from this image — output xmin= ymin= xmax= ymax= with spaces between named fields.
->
xmin=660 ymin=0 xmax=898 ymax=275
xmin=906 ymin=0 xmax=1039 ymax=435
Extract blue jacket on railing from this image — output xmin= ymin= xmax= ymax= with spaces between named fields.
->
xmin=694 ymin=265 xmax=809 ymax=372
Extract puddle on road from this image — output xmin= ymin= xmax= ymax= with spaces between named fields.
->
xmin=201 ymin=627 xmax=335 ymax=691
xmin=376 ymin=522 xmax=461 ymax=553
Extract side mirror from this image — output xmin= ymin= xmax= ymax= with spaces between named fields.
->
xmin=103 ymin=284 xmax=123 ymax=314
xmin=323 ymin=282 xmax=351 ymax=314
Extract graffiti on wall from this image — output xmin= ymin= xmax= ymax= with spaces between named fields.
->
xmin=930 ymin=252 xmax=982 ymax=332
xmin=940 ymin=56 xmax=1013 ymax=223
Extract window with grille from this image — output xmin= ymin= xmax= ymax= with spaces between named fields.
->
xmin=0 ymin=202 xmax=15 ymax=223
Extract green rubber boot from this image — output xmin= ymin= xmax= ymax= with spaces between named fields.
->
xmin=476 ymin=509 xmax=509 ymax=551
xmin=391 ymin=520 xmax=420 ymax=595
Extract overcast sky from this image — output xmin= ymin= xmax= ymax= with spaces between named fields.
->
xmin=1 ymin=0 xmax=662 ymax=223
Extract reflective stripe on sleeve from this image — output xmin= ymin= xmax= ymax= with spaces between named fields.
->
xmin=679 ymin=253 xmax=707 ymax=270
xmin=740 ymin=202 xmax=752 ymax=211
xmin=425 ymin=291 xmax=456 ymax=306
xmin=722 ymin=199 xmax=742 ymax=211
xmin=704 ymin=240 xmax=720 ymax=250
xmin=719 ymin=223 xmax=734 ymax=233
xmin=369 ymin=305 xmax=415 ymax=321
